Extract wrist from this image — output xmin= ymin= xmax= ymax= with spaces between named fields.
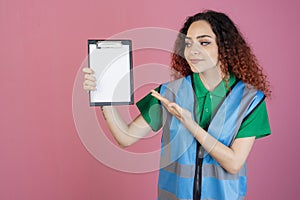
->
xmin=101 ymin=105 xmax=112 ymax=111
xmin=180 ymin=110 xmax=193 ymax=124
xmin=183 ymin=117 xmax=197 ymax=132
xmin=100 ymin=105 xmax=112 ymax=115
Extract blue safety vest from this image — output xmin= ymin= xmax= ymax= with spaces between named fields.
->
xmin=158 ymin=75 xmax=264 ymax=200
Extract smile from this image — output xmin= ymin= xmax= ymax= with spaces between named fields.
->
xmin=190 ymin=59 xmax=204 ymax=64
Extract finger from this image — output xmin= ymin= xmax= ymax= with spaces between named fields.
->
xmin=168 ymin=103 xmax=183 ymax=118
xmin=85 ymin=74 xmax=96 ymax=81
xmin=83 ymin=80 xmax=96 ymax=87
xmin=150 ymin=89 xmax=159 ymax=94
xmin=168 ymin=103 xmax=182 ymax=112
xmin=152 ymin=94 xmax=170 ymax=105
xmin=82 ymin=67 xmax=94 ymax=74
xmin=83 ymin=85 xmax=96 ymax=91
xmin=150 ymin=90 xmax=170 ymax=105
xmin=165 ymin=105 xmax=182 ymax=120
xmin=150 ymin=91 xmax=180 ymax=116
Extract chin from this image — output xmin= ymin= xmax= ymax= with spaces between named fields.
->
xmin=191 ymin=65 xmax=217 ymax=74
xmin=190 ymin=66 xmax=201 ymax=73
xmin=191 ymin=67 xmax=205 ymax=73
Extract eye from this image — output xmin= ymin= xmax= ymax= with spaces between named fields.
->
xmin=185 ymin=42 xmax=192 ymax=47
xmin=200 ymin=41 xmax=211 ymax=46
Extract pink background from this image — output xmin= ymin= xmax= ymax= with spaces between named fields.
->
xmin=1 ymin=0 xmax=299 ymax=199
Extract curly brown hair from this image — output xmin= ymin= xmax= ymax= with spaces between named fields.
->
xmin=171 ymin=10 xmax=271 ymax=97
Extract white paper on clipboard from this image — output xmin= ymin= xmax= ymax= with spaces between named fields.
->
xmin=88 ymin=40 xmax=133 ymax=106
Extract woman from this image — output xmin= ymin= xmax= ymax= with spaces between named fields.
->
xmin=83 ymin=10 xmax=271 ymax=200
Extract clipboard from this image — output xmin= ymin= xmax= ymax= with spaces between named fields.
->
xmin=88 ymin=40 xmax=134 ymax=106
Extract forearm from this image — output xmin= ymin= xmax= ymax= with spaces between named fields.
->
xmin=102 ymin=106 xmax=151 ymax=147
xmin=183 ymin=118 xmax=254 ymax=174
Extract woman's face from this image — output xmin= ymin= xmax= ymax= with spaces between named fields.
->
xmin=184 ymin=20 xmax=220 ymax=73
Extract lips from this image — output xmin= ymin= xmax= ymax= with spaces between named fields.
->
xmin=189 ymin=59 xmax=204 ymax=64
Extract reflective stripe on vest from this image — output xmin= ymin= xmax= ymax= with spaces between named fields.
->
xmin=158 ymin=75 xmax=264 ymax=200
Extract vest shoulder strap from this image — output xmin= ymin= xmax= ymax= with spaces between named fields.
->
xmin=207 ymin=80 xmax=265 ymax=146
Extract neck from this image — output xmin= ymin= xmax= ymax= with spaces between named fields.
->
xmin=199 ymin=65 xmax=224 ymax=91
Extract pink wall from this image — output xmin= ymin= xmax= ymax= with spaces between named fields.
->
xmin=1 ymin=0 xmax=299 ymax=199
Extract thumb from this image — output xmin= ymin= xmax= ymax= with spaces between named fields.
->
xmin=82 ymin=67 xmax=94 ymax=74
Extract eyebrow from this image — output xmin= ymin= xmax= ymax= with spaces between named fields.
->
xmin=185 ymin=35 xmax=213 ymax=40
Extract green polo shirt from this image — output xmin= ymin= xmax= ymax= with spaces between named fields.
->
xmin=136 ymin=73 xmax=271 ymax=139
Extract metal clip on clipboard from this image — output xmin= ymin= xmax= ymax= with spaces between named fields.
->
xmin=88 ymin=40 xmax=133 ymax=106
xmin=97 ymin=41 xmax=123 ymax=48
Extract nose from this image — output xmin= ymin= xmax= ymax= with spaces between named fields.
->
xmin=190 ymin=43 xmax=202 ymax=55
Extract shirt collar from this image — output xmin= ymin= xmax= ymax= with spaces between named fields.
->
xmin=192 ymin=72 xmax=236 ymax=98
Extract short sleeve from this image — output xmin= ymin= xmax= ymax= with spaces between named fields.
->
xmin=136 ymin=86 xmax=163 ymax=132
xmin=236 ymin=100 xmax=271 ymax=139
